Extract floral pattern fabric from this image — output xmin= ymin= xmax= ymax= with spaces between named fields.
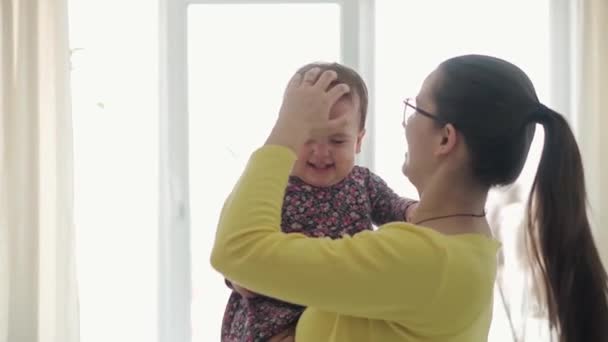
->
xmin=221 ymin=166 xmax=416 ymax=342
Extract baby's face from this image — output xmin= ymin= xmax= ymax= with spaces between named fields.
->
xmin=291 ymin=94 xmax=365 ymax=187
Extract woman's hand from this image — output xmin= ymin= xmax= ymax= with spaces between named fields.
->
xmin=266 ymin=67 xmax=351 ymax=152
xmin=268 ymin=325 xmax=296 ymax=342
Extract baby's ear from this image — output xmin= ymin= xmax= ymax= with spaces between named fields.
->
xmin=355 ymin=129 xmax=366 ymax=153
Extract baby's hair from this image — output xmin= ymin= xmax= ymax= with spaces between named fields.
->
xmin=296 ymin=62 xmax=368 ymax=130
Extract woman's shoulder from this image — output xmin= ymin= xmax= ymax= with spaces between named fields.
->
xmin=375 ymin=222 xmax=498 ymax=326
xmin=377 ymin=222 xmax=499 ymax=246
xmin=373 ymin=222 xmax=500 ymax=289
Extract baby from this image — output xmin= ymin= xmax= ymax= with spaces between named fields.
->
xmin=221 ymin=62 xmax=417 ymax=342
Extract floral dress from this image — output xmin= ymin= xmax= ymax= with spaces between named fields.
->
xmin=220 ymin=166 xmax=416 ymax=342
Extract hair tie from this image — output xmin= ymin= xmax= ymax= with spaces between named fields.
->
xmin=528 ymin=103 xmax=551 ymax=123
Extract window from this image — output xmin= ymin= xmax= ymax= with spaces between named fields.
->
xmin=69 ymin=0 xmax=159 ymax=341
xmin=69 ymin=0 xmax=554 ymax=341
xmin=374 ymin=0 xmax=549 ymax=198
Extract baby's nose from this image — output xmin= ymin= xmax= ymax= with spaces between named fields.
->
xmin=312 ymin=143 xmax=331 ymax=157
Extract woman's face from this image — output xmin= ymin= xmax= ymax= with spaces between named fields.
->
xmin=402 ymin=70 xmax=445 ymax=192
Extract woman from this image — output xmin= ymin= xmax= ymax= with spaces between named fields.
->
xmin=211 ymin=55 xmax=608 ymax=341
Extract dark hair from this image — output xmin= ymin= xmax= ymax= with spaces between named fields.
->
xmin=297 ymin=62 xmax=368 ymax=130
xmin=434 ymin=54 xmax=608 ymax=342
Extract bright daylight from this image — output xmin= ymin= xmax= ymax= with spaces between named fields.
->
xmin=2 ymin=1 xmax=607 ymax=342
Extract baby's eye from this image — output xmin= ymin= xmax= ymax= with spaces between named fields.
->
xmin=331 ymin=140 xmax=346 ymax=145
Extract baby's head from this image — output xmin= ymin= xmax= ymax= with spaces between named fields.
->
xmin=291 ymin=62 xmax=368 ymax=187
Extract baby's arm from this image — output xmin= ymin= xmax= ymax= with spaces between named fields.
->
xmin=367 ymin=170 xmax=418 ymax=225
xmin=232 ymin=282 xmax=258 ymax=299
xmin=225 ymin=278 xmax=258 ymax=298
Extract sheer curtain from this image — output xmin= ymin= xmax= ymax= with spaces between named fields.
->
xmin=0 ymin=0 xmax=79 ymax=341
xmin=570 ymin=0 xmax=608 ymax=267
xmin=494 ymin=1 xmax=608 ymax=340
xmin=551 ymin=0 xmax=608 ymax=266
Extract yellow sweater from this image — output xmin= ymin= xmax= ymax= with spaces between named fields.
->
xmin=211 ymin=145 xmax=501 ymax=342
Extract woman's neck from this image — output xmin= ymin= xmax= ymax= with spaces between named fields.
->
xmin=411 ymin=172 xmax=490 ymax=235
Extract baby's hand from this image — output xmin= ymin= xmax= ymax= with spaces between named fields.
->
xmin=232 ymin=283 xmax=257 ymax=299
xmin=406 ymin=202 xmax=419 ymax=222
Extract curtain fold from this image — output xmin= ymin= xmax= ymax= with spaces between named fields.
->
xmin=572 ymin=0 xmax=608 ymax=267
xmin=491 ymin=1 xmax=607 ymax=341
xmin=0 ymin=0 xmax=79 ymax=341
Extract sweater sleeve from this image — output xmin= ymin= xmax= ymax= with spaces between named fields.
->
xmin=211 ymin=145 xmax=496 ymax=321
xmin=366 ymin=169 xmax=418 ymax=225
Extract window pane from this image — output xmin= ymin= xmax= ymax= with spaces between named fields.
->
xmin=375 ymin=0 xmax=549 ymax=199
xmin=375 ymin=1 xmax=549 ymax=341
xmin=69 ymin=1 xmax=159 ymax=341
xmin=187 ymin=4 xmax=340 ymax=341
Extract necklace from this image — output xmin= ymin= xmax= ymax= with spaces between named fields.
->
xmin=414 ymin=211 xmax=486 ymax=225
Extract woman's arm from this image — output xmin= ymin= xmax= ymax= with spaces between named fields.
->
xmin=211 ymin=146 xmax=448 ymax=321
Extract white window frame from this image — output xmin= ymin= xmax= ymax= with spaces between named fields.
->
xmin=549 ymin=0 xmax=575 ymax=121
xmin=158 ymin=1 xmax=375 ymax=341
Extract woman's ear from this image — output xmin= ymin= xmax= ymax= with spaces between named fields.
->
xmin=435 ymin=123 xmax=458 ymax=156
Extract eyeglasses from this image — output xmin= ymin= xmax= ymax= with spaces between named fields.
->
xmin=403 ymin=98 xmax=446 ymax=126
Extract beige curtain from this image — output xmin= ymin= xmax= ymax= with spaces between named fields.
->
xmin=0 ymin=0 xmax=79 ymax=341
xmin=572 ymin=0 xmax=608 ymax=268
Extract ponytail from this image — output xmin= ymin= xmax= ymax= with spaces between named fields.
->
xmin=526 ymin=105 xmax=608 ymax=342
